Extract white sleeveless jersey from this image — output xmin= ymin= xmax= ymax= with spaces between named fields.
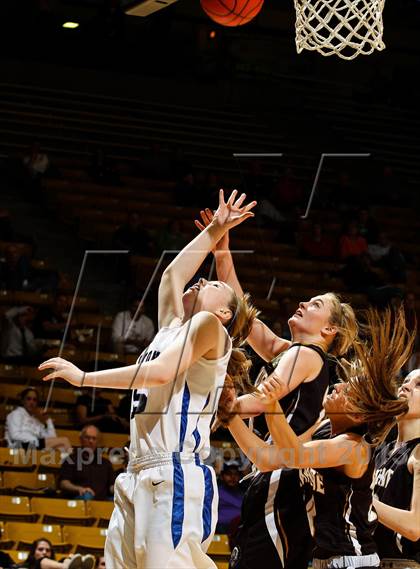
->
xmin=129 ymin=322 xmax=232 ymax=460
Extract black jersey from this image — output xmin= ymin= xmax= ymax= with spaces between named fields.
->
xmin=299 ymin=423 xmax=378 ymax=562
xmin=230 ymin=343 xmax=331 ymax=569
xmin=373 ymin=437 xmax=420 ymax=561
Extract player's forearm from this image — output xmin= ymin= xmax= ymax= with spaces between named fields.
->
xmin=163 ymin=222 xmax=226 ymax=286
xmin=228 ymin=415 xmax=285 ymax=471
xmin=266 ymin=402 xmax=302 ymax=456
xmin=373 ymin=499 xmax=420 ymax=541
xmin=214 ymin=250 xmax=244 ymax=296
xmin=85 ymin=361 xmax=170 ymax=390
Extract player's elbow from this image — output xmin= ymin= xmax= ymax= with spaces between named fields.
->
xmin=403 ymin=522 xmax=420 ymax=542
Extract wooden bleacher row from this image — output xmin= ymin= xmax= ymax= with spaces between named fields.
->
xmin=0 ymin=289 xmax=98 ymax=311
xmin=0 ymin=519 xmax=230 ymax=565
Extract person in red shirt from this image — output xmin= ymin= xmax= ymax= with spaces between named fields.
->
xmin=339 ymin=222 xmax=368 ymax=260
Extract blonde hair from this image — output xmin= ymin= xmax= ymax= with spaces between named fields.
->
xmin=216 ymin=292 xmax=259 ymax=428
xmin=343 ymin=307 xmax=415 ymax=445
xmin=324 ymin=292 xmax=358 ymax=356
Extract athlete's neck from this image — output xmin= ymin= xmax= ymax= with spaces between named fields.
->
xmin=396 ymin=417 xmax=420 ymax=444
xmin=329 ymin=414 xmax=362 ymax=437
xmin=291 ymin=332 xmax=328 ymax=352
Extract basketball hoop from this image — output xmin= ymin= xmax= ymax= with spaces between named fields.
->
xmin=294 ymin=0 xmax=386 ymax=60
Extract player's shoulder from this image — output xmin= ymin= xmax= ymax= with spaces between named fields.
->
xmin=190 ymin=310 xmax=225 ymax=331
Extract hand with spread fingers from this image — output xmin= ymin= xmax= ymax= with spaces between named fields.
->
xmin=39 ymin=357 xmax=85 ymax=387
xmin=212 ymin=189 xmax=256 ymax=232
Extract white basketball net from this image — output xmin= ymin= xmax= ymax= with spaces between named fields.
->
xmin=294 ymin=0 xmax=386 ymax=60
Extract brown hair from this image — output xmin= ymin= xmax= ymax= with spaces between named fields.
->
xmin=216 ymin=292 xmax=259 ymax=428
xmin=343 ymin=307 xmax=415 ymax=445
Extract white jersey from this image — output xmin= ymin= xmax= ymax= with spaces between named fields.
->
xmin=129 ymin=321 xmax=232 ymax=460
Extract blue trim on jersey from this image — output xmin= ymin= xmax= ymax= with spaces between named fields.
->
xmin=179 ymin=383 xmax=191 ymax=452
xmin=195 ymin=455 xmax=214 ymax=542
xmin=192 ymin=392 xmax=211 ymax=453
xmin=171 ymin=454 xmax=185 ymax=548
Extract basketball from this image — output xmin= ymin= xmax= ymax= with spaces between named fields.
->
xmin=200 ymin=0 xmax=264 ymax=27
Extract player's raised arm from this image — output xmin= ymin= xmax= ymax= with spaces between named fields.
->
xmin=39 ymin=311 xmax=227 ymax=390
xmin=158 ymin=189 xmax=256 ymax=329
xmin=195 ymin=208 xmax=290 ymax=362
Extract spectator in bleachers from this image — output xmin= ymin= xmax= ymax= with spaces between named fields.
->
xmin=0 ymin=306 xmax=43 ymax=364
xmin=339 ymin=221 xmax=368 ymax=260
xmin=23 ymin=142 xmax=50 ymax=181
xmin=75 ymin=389 xmax=126 ymax=433
xmin=340 ymin=253 xmax=404 ymax=308
xmin=112 ymin=212 xmax=153 ymax=256
xmin=0 ymin=549 xmax=13 ymax=569
xmin=0 ymin=244 xmax=32 ymax=290
xmin=59 ymin=425 xmax=115 ymax=501
xmin=300 ymin=222 xmax=336 ymax=260
xmin=111 ymin=294 xmax=155 ymax=355
xmin=16 ymin=538 xmax=95 ymax=569
xmin=33 ymin=294 xmax=68 ymax=340
xmin=95 ymin=557 xmax=106 ymax=569
xmin=368 ymin=231 xmax=406 ymax=283
xmin=5 ymin=387 xmax=71 ymax=451
xmin=216 ymin=460 xmax=244 ymax=534
xmin=356 ymin=208 xmax=378 ymax=243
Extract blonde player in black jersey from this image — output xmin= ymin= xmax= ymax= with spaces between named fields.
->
xmin=258 ymin=308 xmax=415 ymax=569
xmin=195 ymin=208 xmax=358 ymax=569
xmin=373 ymin=369 xmax=420 ymax=568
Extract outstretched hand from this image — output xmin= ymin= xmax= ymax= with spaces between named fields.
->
xmin=195 ymin=208 xmax=229 ymax=253
xmin=214 ymin=189 xmax=256 ymax=231
xmin=38 ymin=357 xmax=85 ymax=387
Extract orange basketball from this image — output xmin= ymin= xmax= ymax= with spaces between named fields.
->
xmin=200 ymin=0 xmax=264 ymax=27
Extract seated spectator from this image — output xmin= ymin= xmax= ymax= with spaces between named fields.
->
xmin=33 ymin=294 xmax=68 ymax=340
xmin=339 ymin=221 xmax=368 ymax=260
xmin=301 ymin=223 xmax=335 ymax=260
xmin=16 ymin=538 xmax=94 ymax=569
xmin=111 ymin=294 xmax=155 ymax=355
xmin=112 ymin=212 xmax=153 ymax=256
xmin=271 ymin=167 xmax=302 ymax=211
xmin=156 ymin=220 xmax=185 ymax=253
xmin=356 ymin=208 xmax=378 ymax=243
xmin=5 ymin=387 xmax=71 ymax=451
xmin=95 ymin=558 xmax=106 ymax=569
xmin=75 ymin=389 xmax=126 ymax=433
xmin=216 ymin=460 xmax=244 ymax=534
xmin=59 ymin=425 xmax=115 ymax=501
xmin=368 ymin=232 xmax=406 ymax=282
xmin=0 ymin=244 xmax=32 ymax=290
xmin=0 ymin=306 xmax=44 ymax=364
xmin=0 ymin=549 xmax=13 ymax=569
xmin=340 ymin=253 xmax=403 ymax=308
xmin=23 ymin=142 xmax=49 ymax=180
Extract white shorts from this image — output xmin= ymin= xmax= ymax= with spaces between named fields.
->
xmin=105 ymin=453 xmax=218 ymax=569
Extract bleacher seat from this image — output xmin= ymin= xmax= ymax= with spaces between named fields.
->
xmin=86 ymin=500 xmax=114 ymax=527
xmin=0 ymin=495 xmax=36 ymax=522
xmin=208 ymin=534 xmax=231 ymax=556
xmin=0 ymin=448 xmax=36 ymax=471
xmin=2 ymin=521 xmax=65 ymax=550
xmin=31 ymin=497 xmax=94 ymax=526
xmin=2 ymin=471 xmax=56 ymax=492
xmin=62 ymin=525 xmax=107 ymax=554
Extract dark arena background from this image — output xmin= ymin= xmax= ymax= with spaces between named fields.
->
xmin=0 ymin=0 xmax=419 ymax=568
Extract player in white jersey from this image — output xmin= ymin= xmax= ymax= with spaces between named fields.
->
xmin=39 ymin=190 xmax=258 ymax=569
